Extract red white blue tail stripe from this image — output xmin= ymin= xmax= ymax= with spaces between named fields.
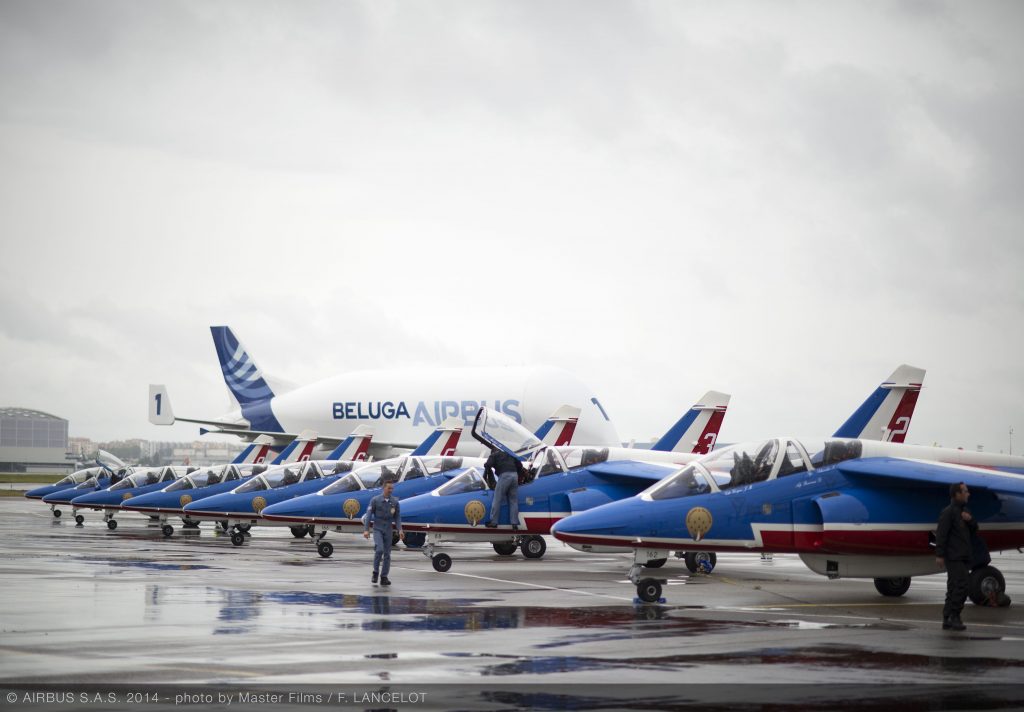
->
xmin=652 ymin=391 xmax=730 ymax=454
xmin=833 ymin=364 xmax=924 ymax=442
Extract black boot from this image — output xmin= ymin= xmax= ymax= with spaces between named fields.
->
xmin=371 ymin=571 xmax=378 ymax=584
xmin=381 ymin=576 xmax=391 ymax=586
xmin=948 ymin=616 xmax=966 ymax=631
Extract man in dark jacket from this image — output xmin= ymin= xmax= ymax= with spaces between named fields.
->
xmin=484 ymin=446 xmax=522 ymax=529
xmin=935 ymin=481 xmax=976 ymax=631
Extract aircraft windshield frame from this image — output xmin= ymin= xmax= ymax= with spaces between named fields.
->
xmin=74 ymin=477 xmax=99 ymax=490
xmin=642 ymin=464 xmax=716 ymax=501
xmin=471 ymin=407 xmax=542 ymax=459
xmin=435 ymin=468 xmax=489 ymax=495
xmin=691 ymin=439 xmax=779 ymax=490
xmin=350 ymin=457 xmax=407 ymax=488
xmin=321 ymin=472 xmax=368 ymax=495
xmin=56 ymin=468 xmax=102 ymax=486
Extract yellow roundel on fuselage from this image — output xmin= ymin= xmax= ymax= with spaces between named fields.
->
xmin=465 ymin=500 xmax=486 ymax=526
xmin=343 ymin=498 xmax=361 ymax=518
xmin=252 ymin=496 xmax=267 ymax=514
xmin=180 ymin=494 xmax=193 ymax=507
xmin=685 ymin=506 xmax=713 ymax=541
xmin=122 ymin=493 xmax=133 ymax=500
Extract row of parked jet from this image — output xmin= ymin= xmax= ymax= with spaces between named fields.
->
xmin=31 ymin=362 xmax=1022 ymax=609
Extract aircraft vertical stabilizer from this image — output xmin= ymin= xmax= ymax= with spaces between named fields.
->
xmin=326 ymin=425 xmax=375 ymax=462
xmin=833 ymin=364 xmax=925 ymax=442
xmin=209 ymin=326 xmax=285 ymax=432
xmin=534 ymin=405 xmax=581 ymax=447
xmin=651 ymin=391 xmax=731 ymax=454
xmin=411 ymin=417 xmax=464 ymax=457
xmin=271 ymin=430 xmax=318 ymax=465
xmin=231 ymin=435 xmax=279 ymax=465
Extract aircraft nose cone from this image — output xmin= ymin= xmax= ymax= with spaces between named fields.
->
xmin=260 ymin=498 xmax=310 ymax=519
xmin=71 ymin=490 xmax=118 ymax=506
xmin=26 ymin=485 xmax=57 ymax=499
xmin=550 ymin=500 xmax=636 ymax=541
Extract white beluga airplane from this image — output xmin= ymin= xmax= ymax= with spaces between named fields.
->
xmin=150 ymin=326 xmax=620 ymax=458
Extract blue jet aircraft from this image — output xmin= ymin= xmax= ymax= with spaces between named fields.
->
xmin=40 ymin=466 xmax=137 ymax=523
xmin=120 ymin=426 xmax=375 ymax=537
xmin=258 ymin=405 xmax=590 ymax=558
xmin=399 ymin=398 xmax=735 ymax=572
xmin=550 ymin=437 xmax=1024 ymax=603
xmin=182 ymin=418 xmax=464 ymax=546
xmin=67 ymin=466 xmax=196 ymax=530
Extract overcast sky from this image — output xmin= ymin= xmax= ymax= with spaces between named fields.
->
xmin=0 ymin=1 xmax=1021 ymax=452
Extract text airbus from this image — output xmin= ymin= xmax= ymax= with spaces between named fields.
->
xmin=332 ymin=399 xmax=521 ymax=426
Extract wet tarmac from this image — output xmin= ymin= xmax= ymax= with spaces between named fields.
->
xmin=2 ymin=498 xmax=1024 ymax=691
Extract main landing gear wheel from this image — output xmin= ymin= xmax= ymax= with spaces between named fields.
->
xmin=683 ymin=551 xmax=716 ymax=574
xmin=492 ymin=541 xmax=518 ymax=556
xmin=290 ymin=526 xmax=308 ymax=539
xmin=317 ymin=541 xmax=334 ymax=559
xmin=969 ymin=566 xmax=1006 ymax=606
xmin=637 ymin=578 xmax=663 ymax=603
xmin=646 ymin=558 xmax=668 ymax=569
xmin=520 ymin=535 xmax=547 ymax=559
xmin=403 ymin=532 xmax=426 ymax=549
xmin=432 ymin=553 xmax=452 ymax=572
xmin=230 ymin=531 xmax=245 ymax=546
xmin=74 ymin=514 xmax=85 ymax=525
xmin=218 ymin=521 xmax=230 ymax=532
xmin=161 ymin=524 xmax=174 ymax=538
xmin=52 ymin=509 xmax=61 ymax=518
xmin=873 ymin=576 xmax=911 ymax=597
xmin=237 ymin=524 xmax=251 ymax=532
xmin=107 ymin=519 xmax=118 ymax=531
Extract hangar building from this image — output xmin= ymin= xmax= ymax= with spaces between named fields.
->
xmin=0 ymin=407 xmax=73 ymax=473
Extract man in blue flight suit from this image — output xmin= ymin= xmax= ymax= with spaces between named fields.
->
xmin=363 ymin=479 xmax=404 ymax=585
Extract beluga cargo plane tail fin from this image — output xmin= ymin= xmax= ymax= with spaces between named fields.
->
xmin=210 ymin=326 xmax=290 ymax=432
xmin=833 ymin=364 xmax=925 ymax=442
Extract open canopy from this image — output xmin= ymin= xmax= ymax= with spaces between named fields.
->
xmin=471 ymin=407 xmax=543 ymax=459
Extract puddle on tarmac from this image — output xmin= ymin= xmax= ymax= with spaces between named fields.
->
xmin=81 ymin=557 xmax=212 ymax=572
xmin=474 ymin=645 xmax=1024 ymax=676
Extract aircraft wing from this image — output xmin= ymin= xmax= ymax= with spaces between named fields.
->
xmin=836 ymin=457 xmax=1024 ymax=496
xmin=585 ymin=460 xmax=678 ymax=485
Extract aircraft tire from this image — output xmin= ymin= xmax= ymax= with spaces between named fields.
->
xmin=492 ymin=541 xmax=517 ymax=556
xmin=290 ymin=527 xmax=308 ymax=539
xmin=317 ymin=541 xmax=334 ymax=558
xmin=230 ymin=531 xmax=245 ymax=546
xmin=237 ymin=524 xmax=251 ymax=532
xmin=404 ymin=532 xmax=426 ymax=549
xmin=107 ymin=519 xmax=118 ymax=531
xmin=432 ymin=553 xmax=452 ymax=573
xmin=637 ymin=579 xmax=662 ymax=603
xmin=873 ymin=576 xmax=911 ymax=597
xmin=52 ymin=509 xmax=61 ymax=518
xmin=218 ymin=521 xmax=230 ymax=532
xmin=646 ymin=558 xmax=668 ymax=569
xmin=684 ymin=551 xmax=716 ymax=574
xmin=74 ymin=514 xmax=84 ymax=525
xmin=521 ymin=535 xmax=547 ymax=559
xmin=968 ymin=566 xmax=1006 ymax=606
xmin=161 ymin=524 xmax=174 ymax=538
